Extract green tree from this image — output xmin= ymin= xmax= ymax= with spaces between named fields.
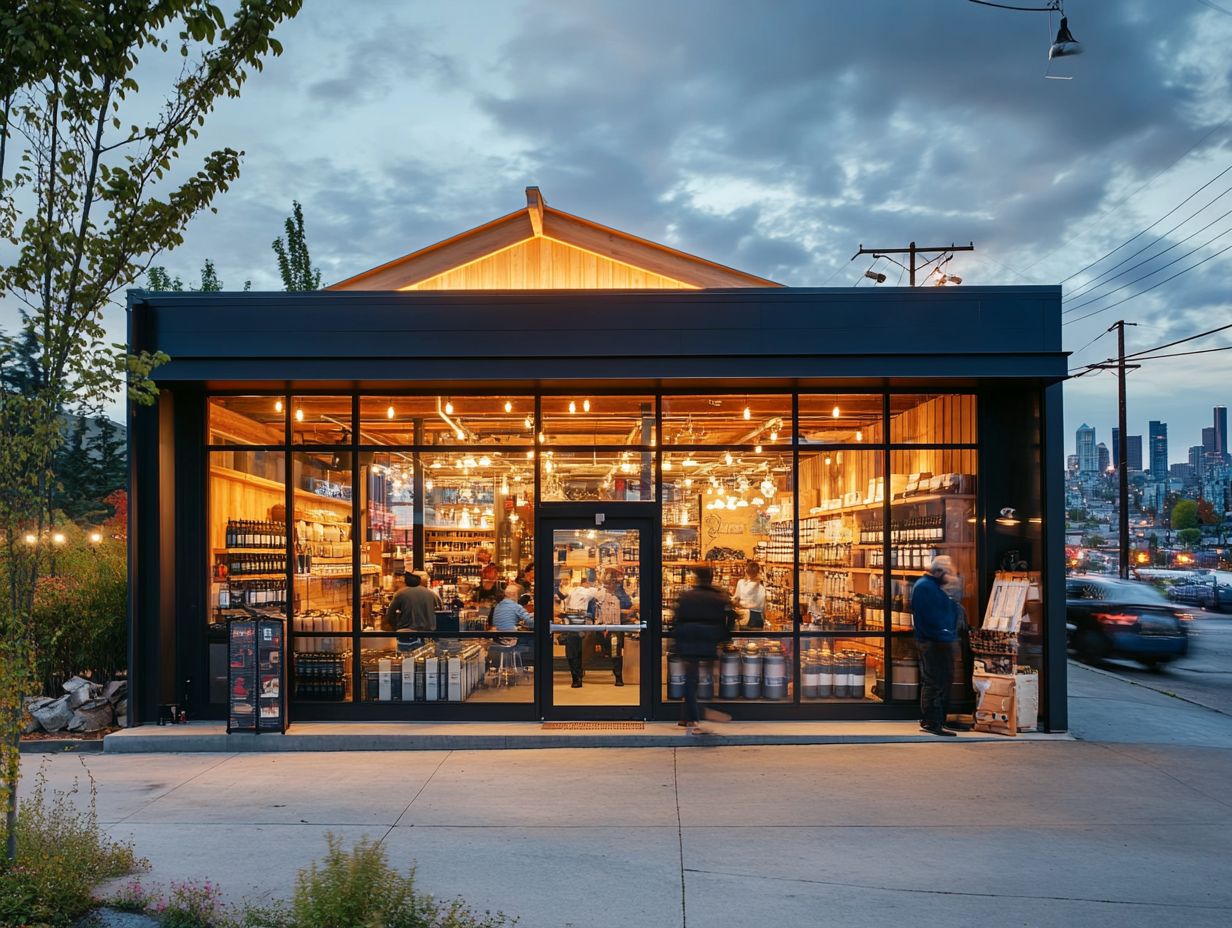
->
xmin=1177 ymin=527 xmax=1203 ymax=548
xmin=146 ymin=266 xmax=185 ymax=291
xmin=1083 ymin=533 xmax=1106 ymax=548
xmin=91 ymin=419 xmax=126 ymax=500
xmin=272 ymin=200 xmax=322 ymax=290
xmin=1171 ymin=499 xmax=1199 ymax=531
xmin=0 ymin=0 xmax=302 ymax=864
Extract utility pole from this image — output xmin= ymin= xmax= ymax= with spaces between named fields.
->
xmin=1098 ymin=320 xmax=1138 ymax=579
xmin=852 ymin=241 xmax=975 ymax=287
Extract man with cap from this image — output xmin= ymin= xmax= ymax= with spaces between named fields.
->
xmin=911 ymin=555 xmax=961 ymax=736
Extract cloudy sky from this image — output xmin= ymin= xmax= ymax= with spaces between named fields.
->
xmin=29 ymin=0 xmax=1232 ymax=460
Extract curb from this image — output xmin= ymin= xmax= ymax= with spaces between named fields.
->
xmin=20 ymin=738 xmax=106 ymax=754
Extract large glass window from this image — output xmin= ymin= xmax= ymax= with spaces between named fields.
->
xmin=541 ymin=395 xmax=655 ymax=446
xmin=208 ymin=396 xmax=286 ymax=445
xmin=890 ymin=394 xmax=977 ymax=444
xmin=541 ymin=451 xmax=655 ymax=502
xmin=291 ymin=396 xmax=353 ymax=445
xmin=358 ymin=636 xmax=533 ymax=704
xmin=359 ymin=452 xmax=415 ymax=630
xmin=359 ymin=395 xmax=534 ymax=447
xmin=207 ymin=449 xmax=287 ymax=634
xmin=291 ymin=451 xmax=356 ymax=640
xmin=798 ymin=394 xmax=882 ymax=445
xmin=662 ymin=394 xmax=791 ymax=446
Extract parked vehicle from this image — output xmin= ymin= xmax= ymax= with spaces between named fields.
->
xmin=1166 ymin=578 xmax=1232 ymax=612
xmin=1065 ymin=575 xmax=1192 ymax=667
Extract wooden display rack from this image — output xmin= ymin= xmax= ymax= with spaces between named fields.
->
xmin=971 ymin=571 xmax=1041 ymax=735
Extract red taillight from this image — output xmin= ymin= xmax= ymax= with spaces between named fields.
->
xmin=1092 ymin=612 xmax=1137 ymax=627
xmin=1176 ymin=613 xmax=1194 ymax=623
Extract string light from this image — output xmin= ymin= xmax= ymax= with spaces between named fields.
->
xmin=295 ymin=408 xmax=304 ymax=422
xmin=754 ymin=444 xmax=762 ymax=454
xmin=856 ymin=430 xmax=863 ymax=442
xmin=832 ymin=405 xmax=840 ymax=418
xmin=445 ymin=400 xmax=454 ymax=415
xmin=569 ymin=400 xmax=577 ymax=414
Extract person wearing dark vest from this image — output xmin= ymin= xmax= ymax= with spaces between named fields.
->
xmin=911 ymin=555 xmax=960 ymax=736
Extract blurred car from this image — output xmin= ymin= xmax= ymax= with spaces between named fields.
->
xmin=1065 ymin=575 xmax=1192 ymax=667
xmin=1167 ymin=578 xmax=1232 ymax=612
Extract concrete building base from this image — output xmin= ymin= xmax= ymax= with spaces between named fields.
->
xmin=101 ymin=720 xmax=1070 ymax=753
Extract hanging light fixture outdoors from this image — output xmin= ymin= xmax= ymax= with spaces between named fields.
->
xmin=967 ymin=0 xmax=1082 ymax=79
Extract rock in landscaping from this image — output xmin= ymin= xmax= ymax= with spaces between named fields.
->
xmin=68 ymin=698 xmax=114 ymax=732
xmin=31 ymin=694 xmax=74 ymax=732
xmin=103 ymin=680 xmax=128 ymax=704
xmin=64 ymin=675 xmax=96 ymax=707
xmin=115 ymin=699 xmax=129 ymax=727
xmin=22 ymin=696 xmax=52 ymax=734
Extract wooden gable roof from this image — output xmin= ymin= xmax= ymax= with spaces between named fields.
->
xmin=327 ymin=187 xmax=782 ymax=290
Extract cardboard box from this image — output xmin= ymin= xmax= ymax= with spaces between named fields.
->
xmin=972 ymin=671 xmax=1017 ymax=736
xmin=1015 ymin=672 xmax=1039 ymax=732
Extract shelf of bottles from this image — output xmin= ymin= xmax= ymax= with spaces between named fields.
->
xmin=292 ymin=636 xmax=351 ymax=701
xmin=214 ymin=519 xmax=289 ymax=617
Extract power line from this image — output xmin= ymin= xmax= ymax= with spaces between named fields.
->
xmin=1061 ymin=229 xmax=1232 ymax=323
xmin=1066 ymin=320 xmax=1232 ymax=376
xmin=1126 ymin=344 xmax=1232 ymax=362
xmin=1063 ymin=173 xmax=1232 ymax=302
xmin=1123 ymin=321 xmax=1232 ymax=360
xmin=1060 ymin=162 xmax=1232 ymax=287
xmin=1068 ymin=328 xmax=1112 ymax=360
xmin=1020 ymin=117 xmax=1232 ymax=275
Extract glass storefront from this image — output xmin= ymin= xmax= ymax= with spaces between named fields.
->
xmin=205 ymin=390 xmax=983 ymax=717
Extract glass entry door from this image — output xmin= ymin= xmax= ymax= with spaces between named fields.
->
xmin=539 ymin=518 xmax=653 ymax=718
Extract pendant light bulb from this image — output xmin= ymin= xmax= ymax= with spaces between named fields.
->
xmin=569 ymin=400 xmax=577 ymax=414
xmin=545 ymin=459 xmax=554 ymax=473
xmin=538 ymin=432 xmax=545 ymax=443
xmin=504 ymin=400 xmax=513 ymax=413
xmin=683 ymin=477 xmax=693 ymax=488
xmin=583 ymin=398 xmax=591 ymax=412
xmin=755 ymin=444 xmax=763 ymax=454
xmin=386 ymin=405 xmax=395 ymax=419
xmin=425 ymin=479 xmax=433 ymax=491
xmin=445 ymin=400 xmax=454 ymax=415
xmin=524 ymin=415 xmax=533 ymax=430
xmin=479 ymin=455 xmax=491 ymax=467
xmin=856 ymin=430 xmax=863 ymax=442
xmin=770 ymin=430 xmax=778 ymax=442
xmin=663 ymin=459 xmax=672 ymax=471
xmin=725 ymin=452 xmax=733 ymax=466
xmin=295 ymin=408 xmax=304 ymax=422
xmin=824 ymin=456 xmax=832 ymax=466
xmin=832 ymin=405 xmax=840 ymax=418
xmin=455 ymin=429 xmax=465 ymax=441
xmin=274 ymin=399 xmax=283 ymax=413
xmin=526 ymin=450 xmax=534 ymax=459
xmin=743 ymin=406 xmax=751 ymax=420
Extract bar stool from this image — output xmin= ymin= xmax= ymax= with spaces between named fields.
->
xmin=491 ymin=645 xmax=524 ymax=686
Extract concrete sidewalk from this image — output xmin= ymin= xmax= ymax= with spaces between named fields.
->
xmin=20 ymin=666 xmax=1232 ymax=927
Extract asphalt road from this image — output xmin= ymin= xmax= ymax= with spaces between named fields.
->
xmin=1082 ymin=610 xmax=1232 ymax=716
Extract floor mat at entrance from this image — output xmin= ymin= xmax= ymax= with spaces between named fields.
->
xmin=541 ymin=721 xmax=646 ymax=730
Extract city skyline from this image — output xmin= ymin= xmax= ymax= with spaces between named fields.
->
xmin=1075 ymin=405 xmax=1229 ymax=469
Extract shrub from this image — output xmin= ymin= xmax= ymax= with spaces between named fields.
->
xmin=31 ymin=527 xmax=127 ymax=695
xmin=0 ymin=762 xmax=144 ymax=927
xmin=262 ymin=833 xmax=513 ymax=928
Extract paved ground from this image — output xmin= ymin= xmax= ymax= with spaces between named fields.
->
xmin=23 ymin=666 xmax=1232 ymax=928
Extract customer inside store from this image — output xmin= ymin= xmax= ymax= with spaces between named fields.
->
xmin=587 ymin=567 xmax=637 ymax=686
xmin=732 ymin=560 xmax=767 ymax=629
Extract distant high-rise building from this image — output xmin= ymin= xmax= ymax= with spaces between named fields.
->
xmin=1076 ymin=423 xmax=1097 ymax=474
xmin=1170 ymin=462 xmax=1192 ymax=482
xmin=1203 ymin=426 xmax=1218 ymax=454
xmin=1127 ymin=435 xmax=1143 ymax=471
xmin=1189 ymin=445 xmax=1205 ymax=482
xmin=1066 ymin=453 xmax=1079 ymax=475
xmin=1097 ymin=442 xmax=1110 ymax=474
xmin=1216 ymin=406 xmax=1228 ymax=460
xmin=1149 ymin=420 xmax=1168 ymax=478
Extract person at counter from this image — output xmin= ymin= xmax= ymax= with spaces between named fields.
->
xmin=515 ymin=562 xmax=535 ymax=604
xmin=474 ymin=564 xmax=504 ymax=615
xmin=732 ymin=560 xmax=766 ymax=629
xmin=588 ymin=568 xmax=635 ymax=687
xmin=386 ymin=572 xmax=438 ymax=636
xmin=491 ymin=583 xmax=534 ymax=634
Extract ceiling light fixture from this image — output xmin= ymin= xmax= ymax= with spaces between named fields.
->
xmin=274 ymin=399 xmax=283 ymax=413
xmin=569 ymin=400 xmax=577 ymax=414
xmin=996 ymin=507 xmax=1021 ymax=526
xmin=386 ymin=405 xmax=395 ymax=419
xmin=479 ymin=456 xmax=491 ymax=467
xmin=295 ymin=408 xmax=304 ymax=422
xmin=755 ymin=444 xmax=763 ymax=454
xmin=832 ymin=405 xmax=840 ymax=418
xmin=444 ymin=400 xmax=454 ymax=415
xmin=725 ymin=452 xmax=733 ymax=465
xmin=855 ymin=430 xmax=863 ymax=442
xmin=743 ymin=405 xmax=751 ymax=420
xmin=583 ymin=399 xmax=590 ymax=412
xmin=504 ymin=400 xmax=513 ymax=413
xmin=663 ymin=459 xmax=672 ymax=471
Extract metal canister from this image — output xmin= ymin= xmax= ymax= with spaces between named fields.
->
xmin=667 ymin=654 xmax=687 ymax=700
xmin=801 ymin=650 xmax=820 ymax=699
xmin=741 ymin=648 xmax=763 ymax=700
xmin=817 ymin=650 xmax=834 ymax=697
xmin=849 ymin=651 xmax=867 ymax=699
xmin=697 ymin=660 xmax=715 ymax=700
xmin=719 ymin=650 xmax=742 ymax=700
xmin=833 ymin=652 xmax=851 ymax=698
xmin=763 ymin=651 xmax=788 ymax=700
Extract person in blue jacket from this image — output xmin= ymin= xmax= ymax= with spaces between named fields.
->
xmin=911 ymin=555 xmax=960 ymax=736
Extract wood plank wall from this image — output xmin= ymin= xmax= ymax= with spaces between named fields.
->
xmin=405 ymin=237 xmax=697 ymax=290
xmin=890 ymin=394 xmax=976 ymax=444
